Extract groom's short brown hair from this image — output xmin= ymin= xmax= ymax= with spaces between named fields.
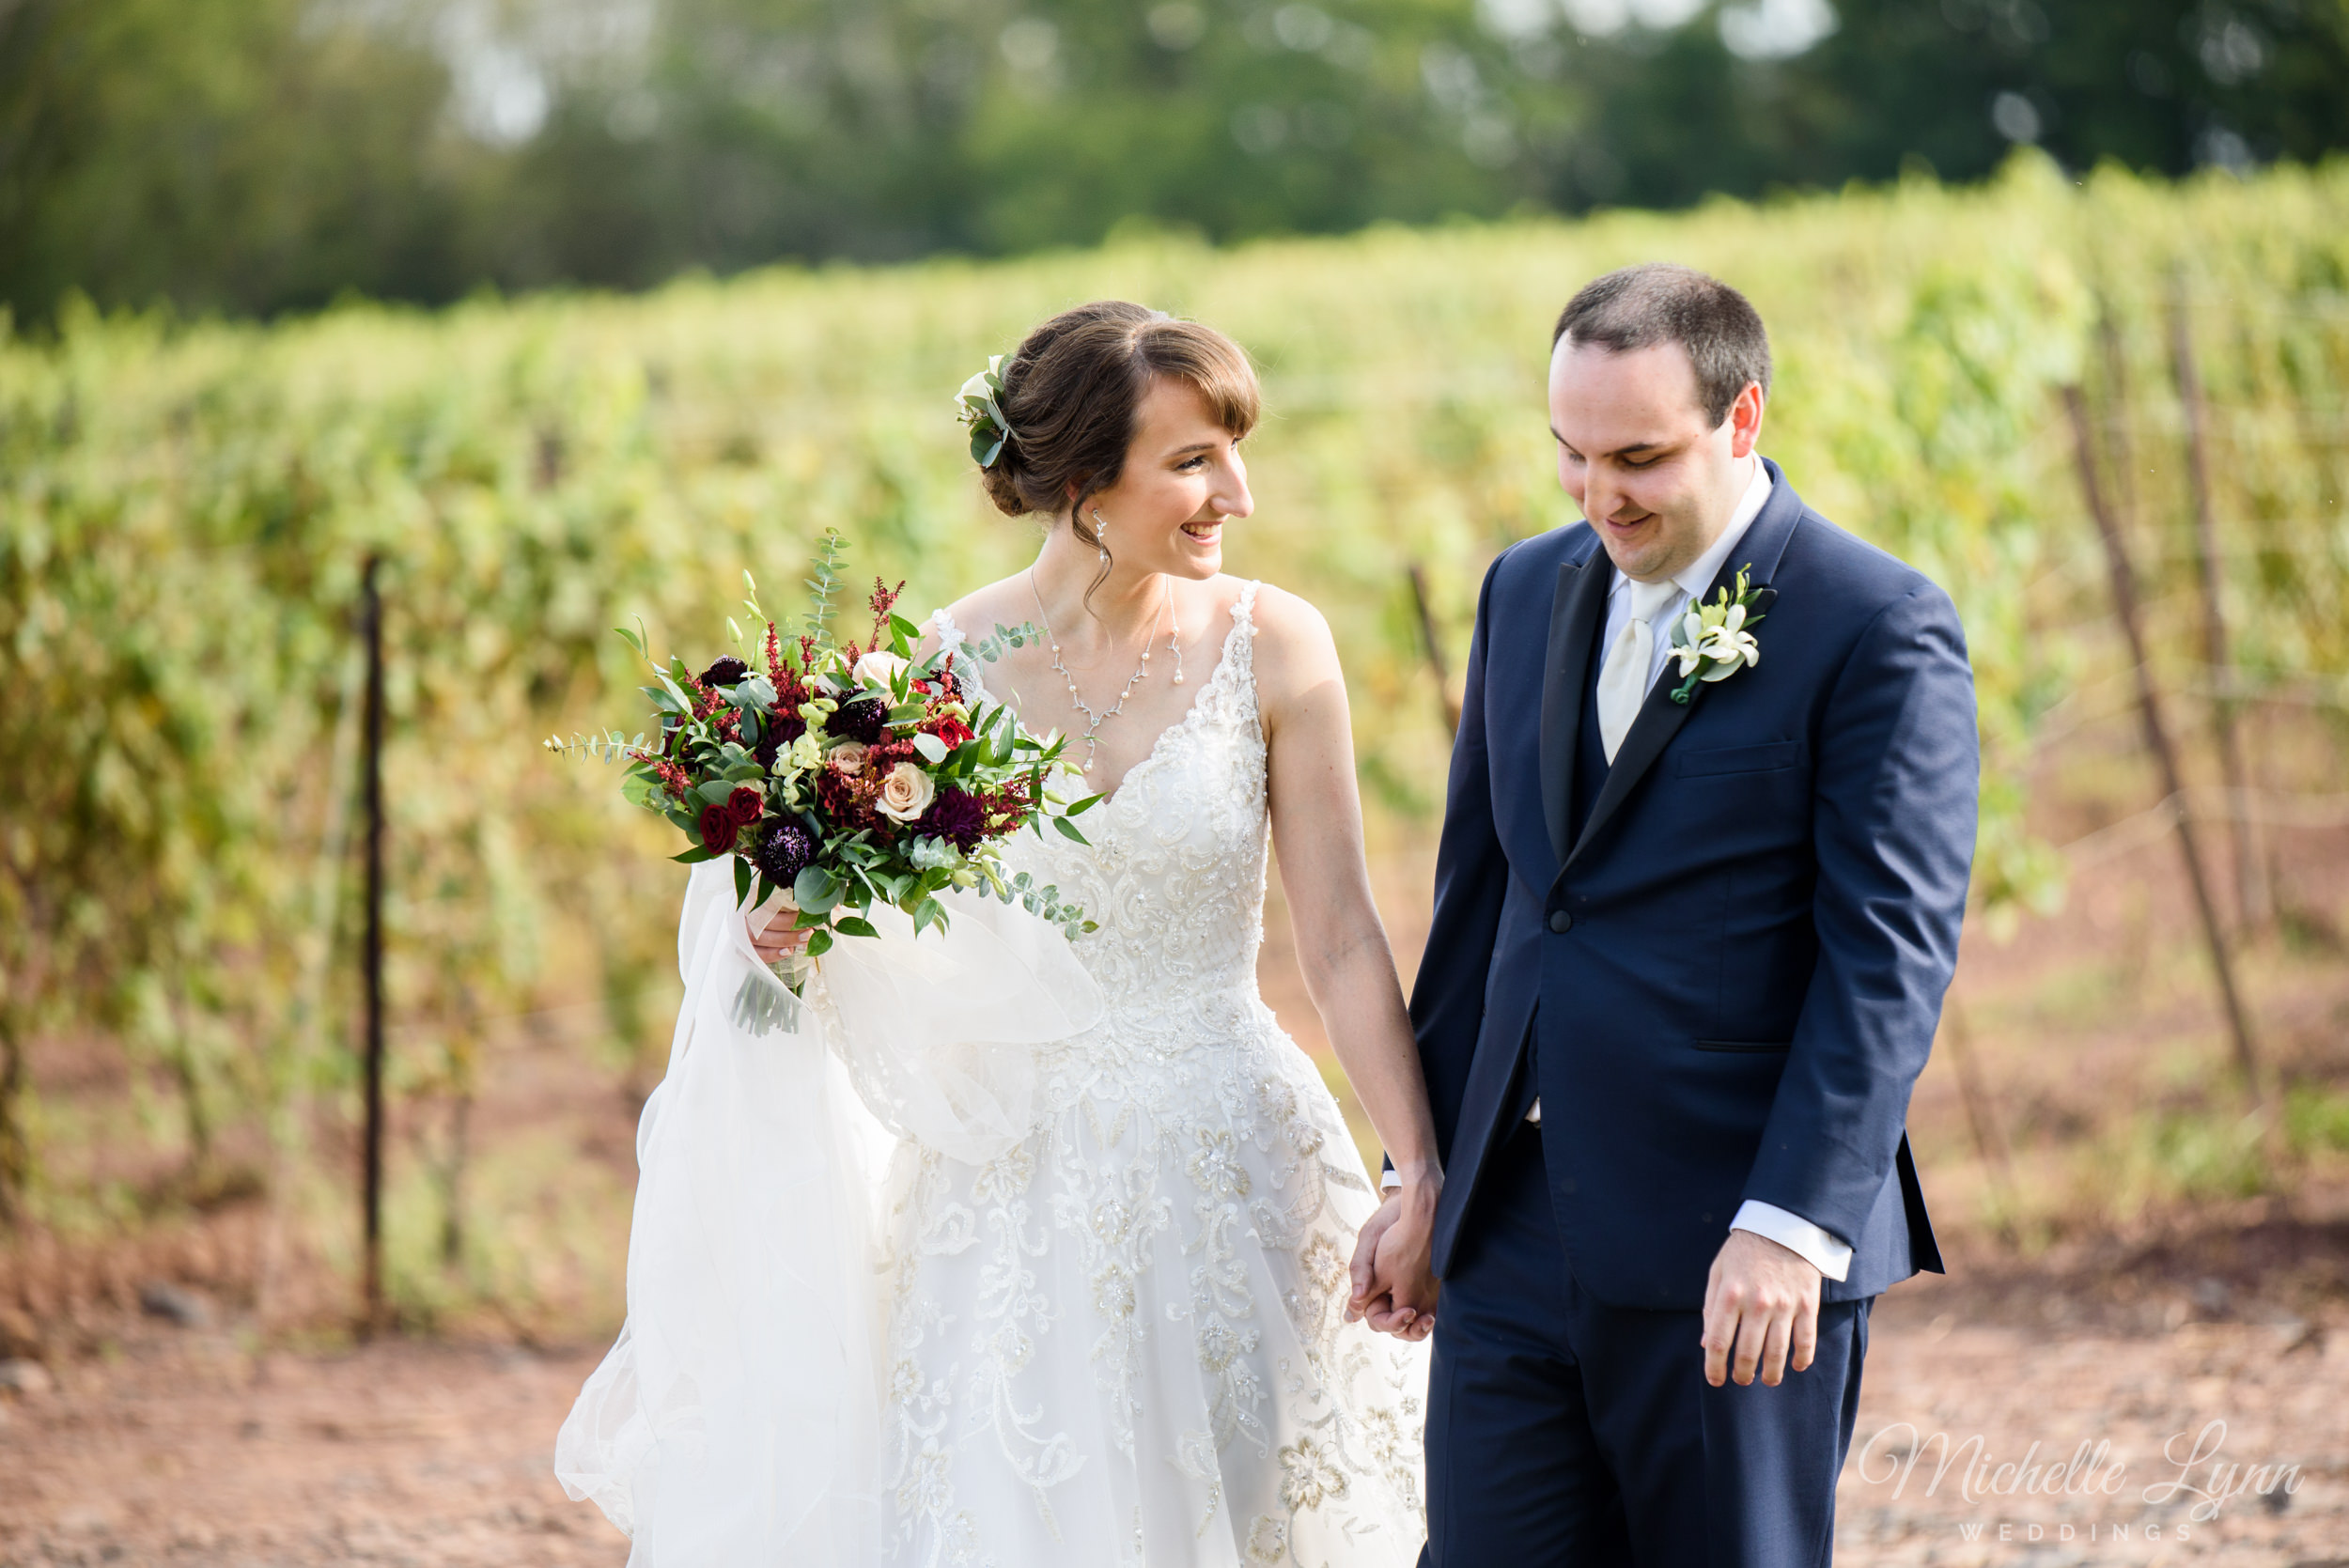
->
xmin=1553 ymin=264 xmax=1771 ymax=429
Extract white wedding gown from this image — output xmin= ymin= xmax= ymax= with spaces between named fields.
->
xmin=558 ymin=582 xmax=1426 ymax=1568
xmin=894 ymin=583 xmax=1427 ymax=1565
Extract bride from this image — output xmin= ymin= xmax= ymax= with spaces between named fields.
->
xmin=559 ymin=301 xmax=1441 ymax=1567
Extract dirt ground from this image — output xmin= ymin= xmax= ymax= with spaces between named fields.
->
xmin=5 ymin=1252 xmax=2347 ymax=1568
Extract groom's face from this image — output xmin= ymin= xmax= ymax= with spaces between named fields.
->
xmin=1548 ymin=337 xmax=1762 ymax=584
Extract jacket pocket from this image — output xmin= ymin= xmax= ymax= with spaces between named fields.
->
xmin=1694 ymin=1039 xmax=1793 ymax=1053
xmin=1677 ymin=740 xmax=1799 ymax=778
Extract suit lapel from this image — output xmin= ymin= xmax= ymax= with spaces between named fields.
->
xmin=1561 ymin=582 xmax=1780 ymax=866
xmin=1539 ymin=550 xmax=1613 ymax=862
xmin=1558 ymin=462 xmax=1803 ymax=875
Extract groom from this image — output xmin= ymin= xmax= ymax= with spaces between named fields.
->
xmin=1357 ymin=264 xmax=1977 ymax=1566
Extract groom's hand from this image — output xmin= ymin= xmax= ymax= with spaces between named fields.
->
xmin=1701 ymin=1230 xmax=1822 ymax=1388
xmin=1346 ymin=1182 xmax=1440 ymax=1342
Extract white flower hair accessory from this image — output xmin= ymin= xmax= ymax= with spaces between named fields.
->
xmin=1667 ymin=567 xmax=1767 ymax=704
xmin=956 ymin=354 xmax=1016 ymax=468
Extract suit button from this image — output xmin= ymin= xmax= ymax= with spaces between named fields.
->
xmin=1548 ymin=910 xmax=1573 ymax=933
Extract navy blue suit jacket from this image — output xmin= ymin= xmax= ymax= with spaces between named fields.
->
xmin=1411 ymin=459 xmax=1975 ymax=1310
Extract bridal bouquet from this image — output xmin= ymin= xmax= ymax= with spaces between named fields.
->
xmin=550 ymin=533 xmax=1099 ymax=988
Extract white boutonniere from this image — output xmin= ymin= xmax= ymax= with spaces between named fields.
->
xmin=1667 ymin=567 xmax=1766 ymax=705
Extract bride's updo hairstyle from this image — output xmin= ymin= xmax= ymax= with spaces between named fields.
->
xmin=979 ymin=302 xmax=1260 ymax=568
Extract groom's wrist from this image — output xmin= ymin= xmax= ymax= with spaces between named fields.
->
xmin=1380 ymin=1157 xmax=1441 ymax=1192
xmin=1729 ymin=1200 xmax=1851 ymax=1281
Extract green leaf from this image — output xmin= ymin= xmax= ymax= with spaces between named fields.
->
xmin=804 ymin=927 xmax=834 ymax=958
xmin=1064 ymin=792 xmax=1103 ymax=816
xmin=793 ymin=864 xmax=843 ymax=914
xmin=696 ymin=780 xmax=735 ymax=806
xmin=833 ymin=915 xmax=878 ymax=939
xmin=734 ymin=855 xmax=753 ymax=906
xmin=671 ymin=845 xmax=715 ymax=863
xmin=1052 ymin=815 xmax=1091 ymax=846
xmin=910 ymin=731 xmax=948 ymax=764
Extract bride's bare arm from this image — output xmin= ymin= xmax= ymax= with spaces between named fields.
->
xmin=1252 ymin=583 xmax=1440 ymax=1333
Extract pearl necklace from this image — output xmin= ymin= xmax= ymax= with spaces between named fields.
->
xmin=1029 ymin=568 xmax=1184 ymax=773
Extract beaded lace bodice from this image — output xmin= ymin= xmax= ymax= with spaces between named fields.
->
xmin=940 ymin=582 xmax=1270 ymax=1020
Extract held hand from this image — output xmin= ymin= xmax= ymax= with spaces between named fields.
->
xmin=1346 ymin=1181 xmax=1440 ymax=1343
xmin=1700 ymin=1229 xmax=1822 ymax=1389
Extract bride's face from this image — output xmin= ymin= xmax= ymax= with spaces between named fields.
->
xmin=1079 ymin=377 xmax=1253 ymax=581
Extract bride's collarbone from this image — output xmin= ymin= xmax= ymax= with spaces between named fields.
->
xmin=972 ymin=596 xmax=1241 ymax=801
xmin=993 ymin=649 xmax=1215 ymax=796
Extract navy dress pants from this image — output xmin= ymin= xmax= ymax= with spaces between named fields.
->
xmin=1421 ymin=1122 xmax=1870 ymax=1568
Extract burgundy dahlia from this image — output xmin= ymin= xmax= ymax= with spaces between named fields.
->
xmin=914 ymin=785 xmax=987 ymax=853
xmin=826 ymin=696 xmax=888 ymax=745
xmin=752 ymin=819 xmax=817 ymax=888
xmin=700 ymin=655 xmax=750 ymax=688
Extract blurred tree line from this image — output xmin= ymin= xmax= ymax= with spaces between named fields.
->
xmin=3 ymin=0 xmax=2346 ymax=321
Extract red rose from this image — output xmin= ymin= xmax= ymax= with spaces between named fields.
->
xmin=727 ymin=785 xmax=764 ymax=825
xmin=698 ymin=802 xmax=737 ymax=855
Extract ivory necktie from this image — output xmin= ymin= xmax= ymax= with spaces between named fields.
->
xmin=1595 ymin=578 xmax=1684 ymax=764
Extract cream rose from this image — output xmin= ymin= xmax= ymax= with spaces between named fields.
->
xmin=851 ymin=650 xmax=910 ymax=689
xmin=828 ymin=740 xmax=871 ymax=777
xmin=877 ymin=760 xmax=935 ymax=822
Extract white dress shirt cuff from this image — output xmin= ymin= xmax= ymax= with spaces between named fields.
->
xmin=1380 ymin=1166 xmax=1402 ymax=1191
xmin=1730 ymin=1201 xmax=1852 ymax=1282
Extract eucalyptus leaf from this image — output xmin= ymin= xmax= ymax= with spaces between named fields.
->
xmin=794 ymin=864 xmax=843 ymax=914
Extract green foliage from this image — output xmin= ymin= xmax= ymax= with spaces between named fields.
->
xmin=6 ymin=0 xmax=2348 ymax=321
xmin=1 ymin=160 xmax=2343 ymax=1237
xmin=2285 ymin=1083 xmax=2349 ymax=1157
xmin=0 ymin=0 xmax=471 ymax=318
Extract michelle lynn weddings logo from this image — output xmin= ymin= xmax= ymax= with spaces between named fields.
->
xmin=1854 ymin=1419 xmax=2303 ymax=1545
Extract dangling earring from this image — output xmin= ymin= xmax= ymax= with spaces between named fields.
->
xmin=1091 ymin=506 xmax=1109 ymax=567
